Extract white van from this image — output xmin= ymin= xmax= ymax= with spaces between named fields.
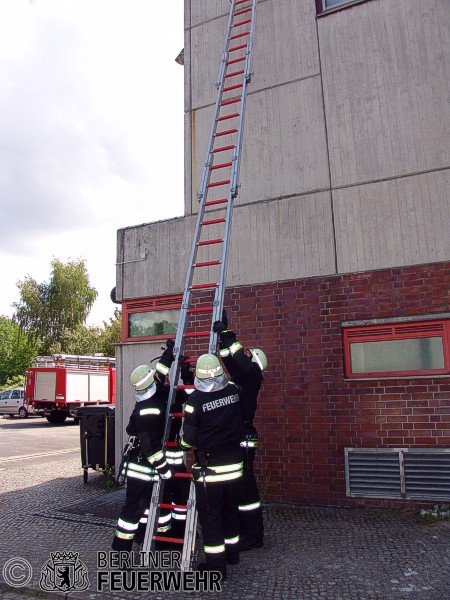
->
xmin=0 ymin=388 xmax=29 ymax=418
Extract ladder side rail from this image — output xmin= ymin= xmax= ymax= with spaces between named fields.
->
xmin=209 ymin=0 xmax=257 ymax=352
xmin=209 ymin=191 xmax=235 ymax=354
xmin=141 ymin=480 xmax=162 ymax=557
xmin=230 ymin=2 xmax=256 ymax=196
xmin=244 ymin=0 xmax=257 ymax=81
xmin=180 ymin=481 xmax=198 ymax=571
xmin=216 ymin=1 xmax=236 ymax=89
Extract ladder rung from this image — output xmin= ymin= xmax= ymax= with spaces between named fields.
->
xmin=195 ymin=260 xmax=221 ymax=268
xmin=201 ymin=218 xmax=226 ymax=225
xmin=215 ymin=129 xmax=238 ymax=137
xmin=205 ymin=198 xmax=228 ymax=206
xmin=190 ymin=283 xmax=218 ymax=289
xmin=212 ymin=145 xmax=235 ymax=153
xmin=233 ymin=18 xmax=251 ymax=29
xmin=160 ymin=503 xmax=188 ymax=510
xmin=207 ymin=180 xmax=230 ymax=188
xmin=184 ymin=331 xmax=211 ymax=338
xmin=188 ymin=306 xmax=214 ymax=314
xmin=217 ymin=113 xmax=239 ymax=122
xmin=223 ymin=83 xmax=243 ymax=92
xmin=166 ymin=441 xmax=178 ymax=447
xmin=235 ymin=0 xmax=249 ymax=6
xmin=230 ymin=32 xmax=249 ymax=41
xmin=226 ymin=56 xmax=246 ymax=66
xmin=171 ymin=412 xmax=185 ymax=417
xmin=225 ymin=68 xmax=245 ymax=78
xmin=235 ymin=8 xmax=252 ymax=17
xmin=196 ymin=238 xmax=223 ymax=245
xmin=228 ymin=43 xmax=247 ymax=54
xmin=176 ymin=385 xmax=193 ymax=391
xmin=210 ymin=162 xmax=232 ymax=170
xmin=174 ymin=472 xmax=192 ymax=478
xmin=153 ymin=536 xmax=184 ymax=545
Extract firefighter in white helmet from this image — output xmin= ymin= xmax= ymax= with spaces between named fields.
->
xmin=111 ymin=341 xmax=175 ymax=551
xmin=180 ymin=353 xmax=244 ymax=580
xmin=214 ymin=313 xmax=267 ymax=552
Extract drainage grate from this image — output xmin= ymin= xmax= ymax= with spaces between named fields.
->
xmin=345 ymin=448 xmax=450 ymax=500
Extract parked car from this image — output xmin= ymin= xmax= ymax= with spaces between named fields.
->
xmin=0 ymin=388 xmax=30 ymax=418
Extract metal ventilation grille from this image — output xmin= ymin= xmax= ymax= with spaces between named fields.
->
xmin=345 ymin=448 xmax=450 ymax=500
xmin=404 ymin=453 xmax=450 ymax=499
xmin=346 ymin=451 xmax=401 ymax=497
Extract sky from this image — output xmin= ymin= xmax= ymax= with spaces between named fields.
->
xmin=0 ymin=0 xmax=184 ymax=326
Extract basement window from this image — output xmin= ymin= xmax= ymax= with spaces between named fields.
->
xmin=343 ymin=319 xmax=450 ymax=379
xmin=345 ymin=448 xmax=450 ymax=500
xmin=122 ymin=296 xmax=182 ymax=342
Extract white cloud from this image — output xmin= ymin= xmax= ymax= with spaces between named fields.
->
xmin=0 ymin=0 xmax=184 ymax=324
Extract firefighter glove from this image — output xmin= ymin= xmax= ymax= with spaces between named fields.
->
xmin=220 ymin=329 xmax=237 ymax=349
xmin=180 ymin=358 xmax=194 ymax=386
xmin=160 ymin=468 xmax=173 ymax=480
xmin=213 ymin=320 xmax=227 ymax=334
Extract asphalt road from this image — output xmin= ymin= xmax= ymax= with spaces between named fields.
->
xmin=0 ymin=416 xmax=81 ymax=470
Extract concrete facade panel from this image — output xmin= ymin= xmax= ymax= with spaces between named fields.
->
xmin=319 ymin=0 xmax=450 ymax=187
xmin=190 ymin=78 xmax=330 ymax=212
xmin=333 ymin=169 xmax=450 ymax=273
xmin=118 ymin=191 xmax=336 ymax=302
xmin=114 ymin=342 xmax=164 ymax=464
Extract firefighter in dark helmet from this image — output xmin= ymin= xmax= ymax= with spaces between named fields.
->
xmin=111 ymin=342 xmax=175 ymax=551
xmin=214 ymin=317 xmax=267 ymax=551
xmin=180 ymin=353 xmax=244 ymax=580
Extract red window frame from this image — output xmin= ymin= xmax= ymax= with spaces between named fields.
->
xmin=343 ymin=320 xmax=450 ymax=379
xmin=122 ymin=295 xmax=182 ymax=343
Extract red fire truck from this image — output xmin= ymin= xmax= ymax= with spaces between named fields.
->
xmin=24 ymin=354 xmax=116 ymax=424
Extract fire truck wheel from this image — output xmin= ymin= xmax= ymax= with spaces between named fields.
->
xmin=18 ymin=407 xmax=28 ymax=419
xmin=46 ymin=412 xmax=68 ymax=424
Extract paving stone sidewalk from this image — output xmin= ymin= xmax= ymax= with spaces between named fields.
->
xmin=0 ymin=457 xmax=449 ymax=600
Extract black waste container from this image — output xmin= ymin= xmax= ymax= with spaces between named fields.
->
xmin=76 ymin=405 xmax=115 ymax=483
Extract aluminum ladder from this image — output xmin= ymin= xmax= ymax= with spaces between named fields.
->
xmin=142 ymin=0 xmax=257 ymax=572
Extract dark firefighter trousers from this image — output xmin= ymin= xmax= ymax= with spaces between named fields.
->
xmin=112 ymin=476 xmax=154 ymax=551
xmin=195 ymin=474 xmax=242 ymax=574
xmin=240 ymin=447 xmax=264 ymax=542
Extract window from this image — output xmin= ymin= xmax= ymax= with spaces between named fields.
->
xmin=316 ymin=0 xmax=371 ymax=15
xmin=343 ymin=319 xmax=450 ymax=379
xmin=122 ymin=296 xmax=182 ymax=342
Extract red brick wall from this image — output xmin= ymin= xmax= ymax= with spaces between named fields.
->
xmin=223 ymin=261 xmax=450 ymax=507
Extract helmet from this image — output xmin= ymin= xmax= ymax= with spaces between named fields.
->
xmin=195 ymin=354 xmax=224 ymax=380
xmin=249 ymin=348 xmax=267 ymax=371
xmin=130 ymin=364 xmax=156 ymax=391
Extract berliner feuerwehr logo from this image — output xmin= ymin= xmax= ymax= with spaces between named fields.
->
xmin=40 ymin=551 xmax=89 ymax=592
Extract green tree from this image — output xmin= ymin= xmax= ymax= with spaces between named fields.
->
xmin=13 ymin=259 xmax=98 ymax=354
xmin=50 ymin=309 xmax=121 ymax=357
xmin=97 ymin=308 xmax=122 ymax=357
xmin=0 ymin=316 xmax=40 ymax=387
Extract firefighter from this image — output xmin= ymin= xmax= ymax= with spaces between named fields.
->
xmin=112 ymin=343 xmax=175 ymax=551
xmin=213 ymin=318 xmax=267 ymax=552
xmin=180 ymin=354 xmax=244 ymax=580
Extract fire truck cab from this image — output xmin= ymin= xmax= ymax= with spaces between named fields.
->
xmin=25 ymin=354 xmax=116 ymax=424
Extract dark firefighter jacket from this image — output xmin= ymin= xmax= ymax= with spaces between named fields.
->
xmin=220 ymin=344 xmax=263 ymax=424
xmin=180 ymin=382 xmax=244 ymax=480
xmin=125 ymin=387 xmax=171 ymax=477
